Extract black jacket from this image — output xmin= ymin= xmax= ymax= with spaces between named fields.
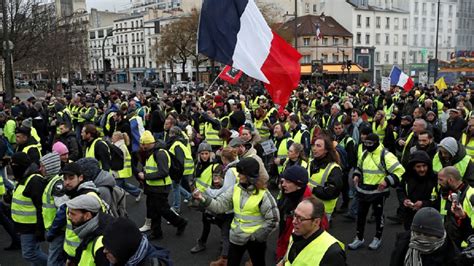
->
xmin=59 ymin=131 xmax=81 ymax=161
xmin=84 ymin=138 xmax=111 ymax=171
xmin=446 ymin=116 xmax=467 ymax=140
xmin=16 ymin=137 xmax=41 ymax=164
xmin=309 ymin=158 xmax=343 ymax=201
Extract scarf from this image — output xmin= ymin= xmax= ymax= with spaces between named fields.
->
xmin=74 ymin=214 xmax=100 ymax=240
xmin=125 ymin=235 xmax=150 ymax=266
xmin=404 ymin=231 xmax=446 ymax=266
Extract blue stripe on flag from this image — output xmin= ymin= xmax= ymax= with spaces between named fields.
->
xmin=198 ymin=0 xmax=249 ymax=65
xmin=390 ymin=66 xmax=401 ymax=86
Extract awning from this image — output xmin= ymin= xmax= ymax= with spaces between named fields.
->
xmin=300 ymin=64 xmax=364 ymax=75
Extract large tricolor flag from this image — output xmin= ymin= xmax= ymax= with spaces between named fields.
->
xmin=389 ymin=66 xmax=414 ymax=92
xmin=198 ymin=0 xmax=301 ymax=110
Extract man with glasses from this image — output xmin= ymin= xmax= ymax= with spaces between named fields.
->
xmin=348 ymin=133 xmax=405 ymax=251
xmin=278 ymin=196 xmax=346 ymax=265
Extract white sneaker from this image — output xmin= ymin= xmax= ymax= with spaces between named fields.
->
xmin=135 ymin=191 xmax=143 ymax=202
xmin=139 ymin=218 xmax=151 ymax=232
xmin=348 ymin=237 xmax=365 ymax=250
xmin=368 ymin=237 xmax=382 ymax=250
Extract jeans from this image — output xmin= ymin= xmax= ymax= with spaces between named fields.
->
xmin=20 ymin=234 xmax=48 ymax=266
xmin=116 ymin=178 xmax=141 ymax=197
xmin=1 ymin=167 xmax=14 ymax=192
xmin=0 ymin=202 xmax=20 ymax=245
xmin=171 ymin=176 xmax=192 ymax=211
xmin=47 ymin=234 xmax=65 ymax=266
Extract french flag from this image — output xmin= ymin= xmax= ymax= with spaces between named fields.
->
xmin=389 ymin=65 xmax=414 ymax=92
xmin=198 ymin=0 xmax=301 ymax=110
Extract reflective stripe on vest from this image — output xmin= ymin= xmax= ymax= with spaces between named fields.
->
xmin=22 ymin=143 xmax=42 ymax=158
xmin=42 ymin=175 xmax=62 ymax=229
xmin=309 ymin=162 xmax=341 ymax=214
xmin=292 ymin=129 xmax=307 ymax=145
xmin=231 ymin=185 xmax=266 ymax=234
xmin=284 ymin=231 xmax=344 ymax=266
xmin=170 ymin=141 xmax=194 ymax=176
xmin=64 ymin=192 xmax=104 ymax=257
xmin=433 ymin=153 xmax=470 ymax=178
xmin=283 ymin=159 xmax=308 ymax=174
xmin=145 ymin=149 xmax=172 ymax=187
xmin=254 ymin=119 xmax=270 ymax=141
xmin=372 ymin=120 xmax=387 ymax=142
xmin=196 ymin=163 xmax=218 ymax=192
xmin=205 ymin=122 xmax=223 ymax=147
xmin=401 ymin=132 xmax=414 ymax=160
xmin=277 ymin=138 xmax=291 ymax=174
xmin=78 ymin=235 xmax=104 ymax=266
xmin=12 ymin=174 xmax=38 ymax=224
xmin=462 ymin=133 xmax=474 ymax=162
xmin=0 ymin=173 xmax=5 ymax=196
xmin=85 ymin=138 xmax=109 ymax=168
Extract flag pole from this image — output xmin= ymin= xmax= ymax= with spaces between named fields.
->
xmin=208 ymin=68 xmax=225 ymax=91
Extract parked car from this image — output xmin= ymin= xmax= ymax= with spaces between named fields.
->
xmin=171 ymin=81 xmax=188 ymax=92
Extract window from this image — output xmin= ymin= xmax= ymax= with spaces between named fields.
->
xmin=402 ymin=51 xmax=406 ymax=60
xmin=403 ymin=18 xmax=408 ymax=30
xmin=431 ymin=3 xmax=435 ymax=16
xmin=386 ymin=17 xmax=390 ymax=29
xmin=413 ymin=35 xmax=417 ymax=46
xmin=422 ymin=3 xmax=426 ymax=14
xmin=365 ymin=34 xmax=370 ymax=44
xmin=430 ymin=36 xmax=434 ymax=46
xmin=313 ymin=4 xmax=317 ymax=12
xmin=376 ymin=17 xmax=381 ymax=28
xmin=357 ymin=15 xmax=362 ymax=27
xmin=356 ymin=33 xmax=361 ymax=44
xmin=333 ymin=54 xmax=339 ymax=62
xmin=385 ymin=52 xmax=389 ymax=63
xmin=449 ymin=5 xmax=453 ymax=16
xmin=385 ymin=34 xmax=390 ymax=45
xmin=421 ymin=34 xmax=426 ymax=46
xmin=333 ymin=38 xmax=339 ymax=45
xmin=303 ymin=38 xmax=310 ymax=46
xmin=394 ymin=51 xmax=398 ymax=62
xmin=89 ymin=31 xmax=96 ymax=39
xmin=131 ymin=21 xmax=134 ymax=29
xmin=343 ymin=38 xmax=349 ymax=46
xmin=394 ymin=18 xmax=399 ymax=30
xmin=305 ymin=3 xmax=309 ymax=13
xmin=322 ymin=54 xmax=328 ymax=63
xmin=376 ymin=33 xmax=381 ymax=44
xmin=415 ymin=1 xmax=419 ymax=13
xmin=394 ymin=34 xmax=399 ymax=45
xmin=375 ymin=52 xmax=380 ymax=63
xmin=98 ymin=30 xmax=104 ymax=38
xmin=322 ymin=38 xmax=328 ymax=45
xmin=447 ymin=36 xmax=451 ymax=47
xmin=302 ymin=55 xmax=311 ymax=63
xmin=422 ymin=18 xmax=426 ymax=30
xmin=366 ymin=17 xmax=370 ymax=27
xmin=132 ymin=33 xmax=135 ymax=42
xmin=403 ymin=34 xmax=407 ymax=45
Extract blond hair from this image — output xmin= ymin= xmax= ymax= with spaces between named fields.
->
xmin=113 ymin=131 xmax=130 ymax=146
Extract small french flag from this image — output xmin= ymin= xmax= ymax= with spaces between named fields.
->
xmin=389 ymin=66 xmax=414 ymax=92
xmin=198 ymin=0 xmax=301 ymax=110
xmin=316 ymin=24 xmax=322 ymax=40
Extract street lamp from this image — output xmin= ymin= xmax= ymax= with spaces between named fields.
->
xmin=92 ymin=53 xmax=101 ymax=89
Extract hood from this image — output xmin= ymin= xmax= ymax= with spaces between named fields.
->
xmin=451 ymin=141 xmax=468 ymax=164
xmin=94 ymin=170 xmax=116 ymax=188
xmin=77 ymin=181 xmax=99 ymax=193
xmin=242 ymin=146 xmax=257 ymax=158
xmin=407 ymin=150 xmax=432 ymax=169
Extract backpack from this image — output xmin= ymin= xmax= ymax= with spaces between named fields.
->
xmin=105 ymin=141 xmax=125 ymax=171
xmin=335 ymin=144 xmax=349 ymax=171
xmin=155 ymin=149 xmax=184 ymax=182
xmin=108 ymin=186 xmax=128 ymax=217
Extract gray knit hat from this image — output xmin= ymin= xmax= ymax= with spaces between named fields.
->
xmin=21 ymin=118 xmax=33 ymax=128
xmin=438 ymin=137 xmax=458 ymax=157
xmin=411 ymin=207 xmax=445 ymax=238
xmin=197 ymin=142 xmax=212 ymax=153
xmin=66 ymin=194 xmax=102 ymax=213
xmin=40 ymin=152 xmax=61 ymax=180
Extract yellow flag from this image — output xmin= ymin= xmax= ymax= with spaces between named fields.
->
xmin=434 ymin=77 xmax=447 ymax=91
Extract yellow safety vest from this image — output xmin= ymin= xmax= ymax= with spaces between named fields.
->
xmin=85 ymin=138 xmax=109 ymax=168
xmin=283 ymin=159 xmax=308 ymax=174
xmin=284 ymin=231 xmax=344 ymax=266
xmin=292 ymin=129 xmax=307 ymax=145
xmin=144 ymin=149 xmax=172 ymax=187
xmin=463 ymin=187 xmax=474 ymax=228
xmin=277 ymin=137 xmax=292 ymax=174
xmin=78 ymin=235 xmax=103 ymax=266
xmin=401 ymin=132 xmax=414 ymax=161
xmin=309 ymin=162 xmax=341 ymax=214
xmin=64 ymin=192 xmax=104 ymax=257
xmin=170 ymin=141 xmax=194 ymax=176
xmin=372 ymin=120 xmax=388 ymax=142
xmin=21 ymin=143 xmax=42 ymax=158
xmin=432 ymin=152 xmax=470 ymax=178
xmin=251 ymin=98 xmax=260 ymax=110
xmin=30 ymin=127 xmax=41 ymax=144
xmin=462 ymin=133 xmax=474 ymax=162
xmin=205 ymin=122 xmax=223 ymax=147
xmin=254 ymin=118 xmax=270 ymax=141
xmin=42 ymin=175 xmax=63 ymax=230
xmin=195 ymin=163 xmax=219 ymax=192
xmin=117 ymin=146 xmax=132 ymax=179
xmin=12 ymin=174 xmax=39 ymax=224
xmin=231 ymin=185 xmax=266 ymax=234
xmin=78 ymin=107 xmax=87 ymax=123
xmin=104 ymin=112 xmax=116 ymax=132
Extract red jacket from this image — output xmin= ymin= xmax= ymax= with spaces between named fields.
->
xmin=276 ymin=186 xmax=329 ymax=261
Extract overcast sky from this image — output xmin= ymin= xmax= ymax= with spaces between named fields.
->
xmin=86 ymin=0 xmax=131 ymax=12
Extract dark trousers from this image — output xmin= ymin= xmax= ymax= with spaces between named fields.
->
xmin=356 ymin=196 xmax=385 ymax=239
xmin=0 ymin=202 xmax=20 ymax=245
xmin=228 ymin=241 xmax=266 ymax=266
xmin=199 ymin=212 xmax=233 ymax=256
xmin=146 ymin=192 xmax=186 ymax=235
xmin=341 ymin=171 xmax=350 ymax=205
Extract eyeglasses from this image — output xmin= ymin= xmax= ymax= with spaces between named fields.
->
xmin=291 ymin=211 xmax=315 ymax=223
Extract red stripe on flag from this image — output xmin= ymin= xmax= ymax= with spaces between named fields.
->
xmin=403 ymin=77 xmax=414 ymax=92
xmin=260 ymin=32 xmax=301 ymax=111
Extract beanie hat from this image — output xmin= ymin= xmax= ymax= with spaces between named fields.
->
xmin=365 ymin=133 xmax=379 ymax=143
xmin=15 ymin=126 xmax=31 ymax=137
xmin=411 ymin=207 xmax=445 ymax=238
xmin=21 ymin=118 xmax=33 ymax=128
xmin=76 ymin=157 xmax=100 ymax=181
xmin=60 ymin=162 xmax=82 ymax=176
xmin=140 ymin=130 xmax=155 ymax=145
xmin=281 ymin=165 xmax=308 ymax=186
xmin=11 ymin=152 xmax=31 ymax=167
xmin=52 ymin=141 xmax=69 ymax=156
xmin=66 ymin=194 xmax=102 ymax=213
xmin=103 ymin=218 xmax=143 ymax=264
xmin=438 ymin=137 xmax=458 ymax=157
xmin=236 ymin=157 xmax=259 ymax=179
xmin=40 ymin=152 xmax=61 ymax=179
xmin=198 ymin=142 xmax=212 ymax=153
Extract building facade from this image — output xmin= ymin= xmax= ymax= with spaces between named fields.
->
xmin=456 ymin=0 xmax=474 ymax=51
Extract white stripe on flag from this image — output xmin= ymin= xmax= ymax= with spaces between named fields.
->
xmin=232 ymin=0 xmax=272 ymax=83
xmin=397 ymin=72 xmax=409 ymax=88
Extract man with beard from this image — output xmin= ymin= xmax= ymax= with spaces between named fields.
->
xmin=81 ymin=124 xmax=111 ymax=171
xmin=276 ymin=166 xmax=313 ymax=261
xmin=409 ymin=130 xmax=438 ymax=158
xmin=400 ymin=119 xmax=428 ymax=167
xmin=66 ymin=194 xmax=113 ymax=266
xmin=433 ymin=137 xmax=474 ymax=186
xmin=58 ymin=122 xmax=81 ymax=161
xmin=446 ymin=108 xmax=467 ymax=140
xmin=10 ymin=152 xmax=48 ymax=265
xmin=15 ymin=126 xmax=41 ymax=165
xmin=397 ymin=151 xmax=438 ymax=230
xmin=438 ymin=166 xmax=474 ymax=248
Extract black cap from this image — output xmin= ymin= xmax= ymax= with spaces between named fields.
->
xmin=11 ymin=152 xmax=31 ymax=167
xmin=15 ymin=126 xmax=31 ymax=136
xmin=60 ymin=162 xmax=82 ymax=176
xmin=411 ymin=207 xmax=445 ymax=238
xmin=401 ymin=115 xmax=413 ymax=122
xmin=236 ymin=157 xmax=259 ymax=179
